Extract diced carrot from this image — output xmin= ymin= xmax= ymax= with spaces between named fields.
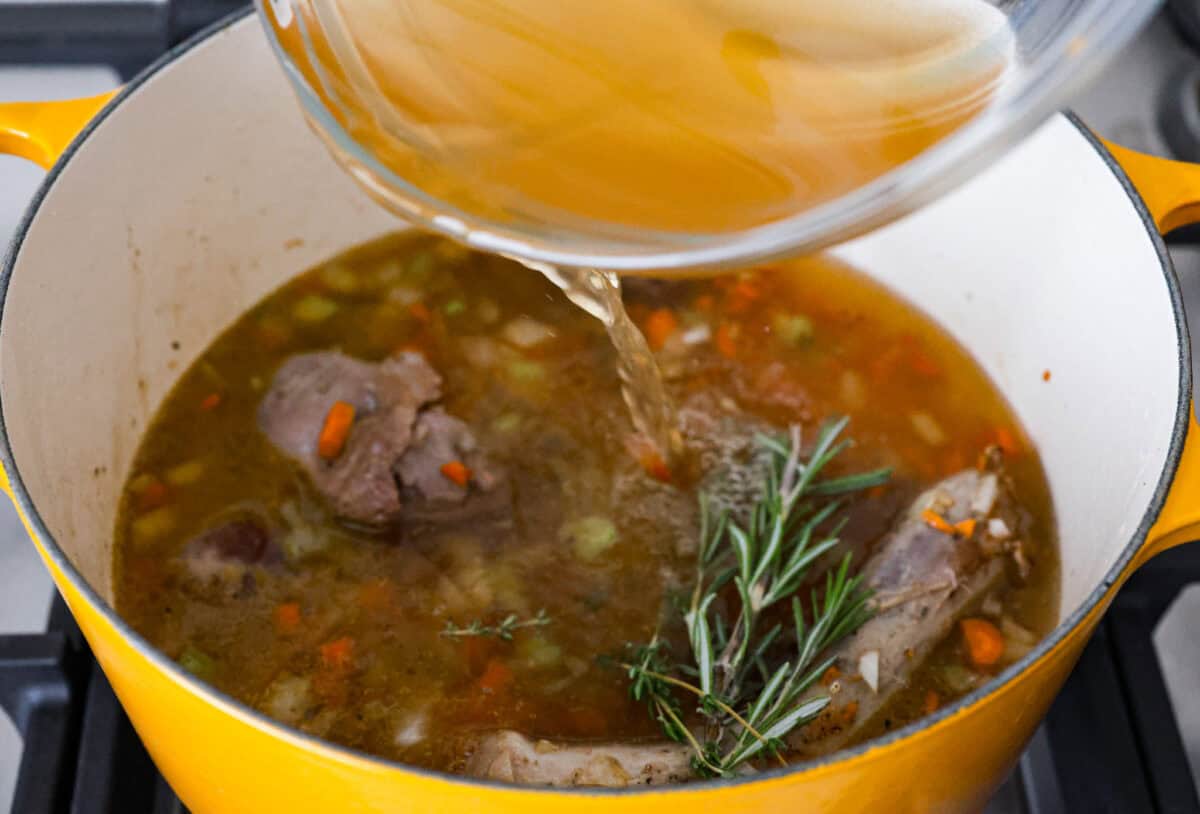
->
xmin=953 ymin=518 xmax=977 ymax=538
xmin=715 ymin=323 xmax=738 ymax=359
xmin=137 ymin=479 xmax=170 ymax=513
xmin=726 ymin=278 xmax=761 ymax=314
xmin=200 ymin=392 xmax=222 ymax=411
xmin=643 ymin=308 xmax=679 ymax=352
xmin=478 ymin=658 xmax=513 ymax=694
xmin=921 ymin=509 xmax=956 ymax=536
xmin=821 ymin=665 xmax=841 ymax=686
xmin=317 ymin=401 xmax=356 ymax=460
xmin=1042 ymin=369 xmax=1052 ymax=382
xmin=440 ymin=460 xmax=472 ymax=488
xmin=257 ymin=317 xmax=291 ymax=350
xmin=908 ymin=349 xmax=942 ymax=378
xmin=320 ymin=637 xmax=355 ymax=670
xmin=408 ymin=302 xmax=432 ymax=323
xmin=274 ymin=602 xmax=301 ymax=634
xmin=923 ymin=690 xmax=940 ymax=715
xmin=960 ymin=618 xmax=1005 ymax=667
xmin=994 ymin=426 xmax=1019 ymax=457
xmin=841 ymin=700 xmax=860 ymax=725
xmin=639 ymin=450 xmax=673 ymax=484
xmin=693 ymin=294 xmax=715 ymax=313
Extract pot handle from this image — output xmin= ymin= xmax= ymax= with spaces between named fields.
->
xmin=1106 ymin=139 xmax=1200 ymax=564
xmin=0 ymin=91 xmax=118 ymax=169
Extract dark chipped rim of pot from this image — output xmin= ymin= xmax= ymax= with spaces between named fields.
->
xmin=0 ymin=8 xmax=1191 ymax=798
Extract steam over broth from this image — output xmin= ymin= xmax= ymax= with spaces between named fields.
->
xmin=114 ymin=235 xmax=1057 ymax=778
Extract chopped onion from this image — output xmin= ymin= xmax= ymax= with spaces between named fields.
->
xmin=502 ymin=316 xmax=557 ymax=348
xmin=981 ymin=595 xmax=1003 ymax=618
xmin=680 ymin=325 xmax=712 ymax=346
xmin=460 ymin=336 xmax=500 ymax=368
xmin=910 ymin=411 xmax=947 ymax=447
xmin=475 ymin=298 xmax=501 ymax=325
xmin=840 ymin=370 xmax=867 ymax=411
xmin=394 ymin=711 xmax=427 ymax=747
xmin=987 ymin=517 xmax=1011 ymax=540
xmin=264 ymin=675 xmax=311 ymax=724
xmin=970 ymin=474 xmax=999 ymax=516
xmin=859 ymin=650 xmax=880 ymax=693
xmin=388 ymin=285 xmax=423 ymax=306
xmin=1000 ymin=616 xmax=1037 ymax=646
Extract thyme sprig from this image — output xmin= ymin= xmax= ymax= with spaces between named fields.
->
xmin=626 ymin=417 xmax=888 ymax=777
xmin=441 ymin=608 xmax=551 ymax=641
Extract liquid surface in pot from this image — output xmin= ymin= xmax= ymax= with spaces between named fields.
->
xmin=113 ymin=234 xmax=1058 ymax=781
xmin=276 ymin=0 xmax=1012 ymax=238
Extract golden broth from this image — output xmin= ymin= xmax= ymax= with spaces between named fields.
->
xmin=113 ymin=235 xmax=1057 ymax=773
xmin=273 ymin=0 xmax=1013 ymax=236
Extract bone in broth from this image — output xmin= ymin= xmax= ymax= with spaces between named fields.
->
xmin=276 ymin=0 xmax=1014 ymax=235
xmin=114 ymin=236 xmax=1059 ymax=783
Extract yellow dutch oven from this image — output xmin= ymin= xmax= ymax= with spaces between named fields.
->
xmin=4 ymin=10 xmax=1200 ymax=813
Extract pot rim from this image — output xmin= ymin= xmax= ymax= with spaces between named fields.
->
xmin=0 ymin=9 xmax=1191 ymax=797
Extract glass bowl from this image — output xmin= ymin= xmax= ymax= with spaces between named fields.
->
xmin=256 ymin=0 xmax=1161 ymax=273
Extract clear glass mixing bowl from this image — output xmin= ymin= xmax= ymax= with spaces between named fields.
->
xmin=256 ymin=0 xmax=1160 ymax=273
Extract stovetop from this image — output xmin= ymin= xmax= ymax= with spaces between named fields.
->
xmin=4 ymin=2 xmax=1200 ymax=812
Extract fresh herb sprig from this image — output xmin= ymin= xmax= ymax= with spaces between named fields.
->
xmin=626 ymin=417 xmax=888 ymax=777
xmin=441 ymin=609 xmax=551 ymax=641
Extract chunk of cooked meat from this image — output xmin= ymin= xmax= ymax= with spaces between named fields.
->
xmin=787 ymin=465 xmax=1013 ymax=756
xmin=397 ymin=409 xmax=499 ymax=503
xmin=465 ymin=462 xmax=1015 ymax=787
xmin=182 ymin=518 xmax=281 ymax=595
xmin=258 ymin=351 xmax=502 ymax=526
xmin=464 ymin=731 xmax=693 ymax=787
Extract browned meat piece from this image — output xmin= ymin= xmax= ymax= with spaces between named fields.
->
xmin=182 ymin=518 xmax=281 ymax=595
xmin=397 ymin=410 xmax=499 ymax=503
xmin=258 ymin=351 xmax=503 ymax=526
xmin=787 ymin=466 xmax=1012 ymax=756
xmin=464 ymin=464 xmax=1015 ymax=787
xmin=464 ymin=731 xmax=693 ymax=787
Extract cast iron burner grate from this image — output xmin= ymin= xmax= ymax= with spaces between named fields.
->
xmin=3 ymin=545 xmax=1199 ymax=814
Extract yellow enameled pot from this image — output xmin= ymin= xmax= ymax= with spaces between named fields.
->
xmin=3 ymin=11 xmax=1200 ymax=813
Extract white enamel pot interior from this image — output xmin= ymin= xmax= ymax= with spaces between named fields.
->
xmin=0 ymin=8 xmax=1189 ymax=809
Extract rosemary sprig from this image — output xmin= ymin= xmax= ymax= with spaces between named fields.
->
xmin=441 ymin=609 xmax=551 ymax=641
xmin=626 ymin=417 xmax=888 ymax=777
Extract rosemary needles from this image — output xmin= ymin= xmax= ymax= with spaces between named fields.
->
xmin=625 ymin=417 xmax=888 ymax=777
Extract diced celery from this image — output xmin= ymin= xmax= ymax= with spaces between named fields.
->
xmin=492 ymin=413 xmax=522 ymax=433
xmin=293 ymin=295 xmax=339 ymax=323
xmin=131 ymin=507 xmax=175 ymax=547
xmin=406 ymin=251 xmax=434 ymax=283
xmin=178 ymin=646 xmax=214 ymax=679
xmin=772 ymin=313 xmax=814 ymax=345
xmin=165 ymin=459 xmax=205 ymax=487
xmin=507 ymin=359 xmax=545 ymax=383
xmin=443 ymin=298 xmax=467 ymax=316
xmin=517 ymin=634 xmax=563 ymax=669
xmin=561 ymin=516 xmax=618 ymax=562
xmin=319 ymin=264 xmax=360 ymax=295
